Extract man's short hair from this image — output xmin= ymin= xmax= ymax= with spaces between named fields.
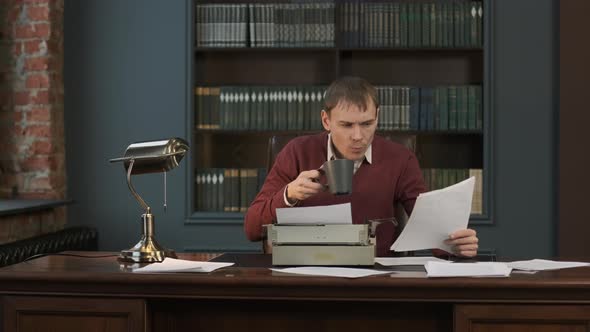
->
xmin=323 ymin=76 xmax=379 ymax=114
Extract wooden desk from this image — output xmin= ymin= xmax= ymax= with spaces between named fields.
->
xmin=1 ymin=252 xmax=590 ymax=332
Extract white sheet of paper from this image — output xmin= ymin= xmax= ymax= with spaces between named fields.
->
xmin=507 ymin=259 xmax=590 ymax=271
xmin=133 ymin=257 xmax=234 ymax=273
xmin=425 ymin=261 xmax=512 ymax=278
xmin=390 ymin=177 xmax=475 ymax=252
xmin=276 ymin=203 xmax=352 ymax=225
xmin=375 ymin=256 xmax=448 ymax=266
xmin=270 ymin=267 xmax=392 ymax=278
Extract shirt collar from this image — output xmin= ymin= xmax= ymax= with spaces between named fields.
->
xmin=327 ymin=133 xmax=372 ymax=165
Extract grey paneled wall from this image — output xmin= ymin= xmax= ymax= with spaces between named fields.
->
xmin=64 ymin=0 xmax=258 ymax=253
xmin=64 ymin=0 xmax=557 ymax=257
xmin=473 ymin=0 xmax=557 ymax=258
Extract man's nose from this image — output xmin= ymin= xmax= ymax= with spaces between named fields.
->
xmin=351 ymin=125 xmax=362 ymax=140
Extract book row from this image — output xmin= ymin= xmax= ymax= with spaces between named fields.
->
xmin=195 ymin=168 xmax=268 ymax=213
xmin=195 ymin=3 xmax=335 ymax=48
xmin=340 ymin=0 xmax=483 ymax=48
xmin=195 ymin=1 xmax=483 ymax=49
xmin=422 ymin=168 xmax=483 ymax=215
xmin=194 ymin=167 xmax=483 ymax=215
xmin=195 ymin=85 xmax=483 ymax=132
xmin=195 ymin=86 xmax=326 ymax=131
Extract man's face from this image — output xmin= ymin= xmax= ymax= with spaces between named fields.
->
xmin=321 ymin=99 xmax=379 ymax=162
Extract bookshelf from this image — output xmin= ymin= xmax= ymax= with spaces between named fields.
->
xmin=190 ymin=0 xmax=490 ymax=224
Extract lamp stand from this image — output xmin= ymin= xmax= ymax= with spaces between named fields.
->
xmin=118 ymin=210 xmax=176 ymax=263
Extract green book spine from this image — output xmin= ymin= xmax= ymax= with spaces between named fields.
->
xmin=204 ymin=169 xmax=212 ymax=212
xmin=239 ymin=168 xmax=248 ymax=213
xmin=407 ymin=3 xmax=414 ymax=48
xmin=223 ymin=169 xmax=232 ymax=212
xmin=470 ymin=1 xmax=477 ymax=47
xmin=296 ymin=88 xmax=304 ymax=130
xmin=203 ymin=87 xmax=211 ymax=129
xmin=211 ymin=169 xmax=218 ymax=212
xmin=431 ymin=3 xmax=437 ymax=47
xmin=477 ymin=1 xmax=483 ymax=47
xmin=467 ymin=85 xmax=477 ymax=130
xmin=476 ymin=85 xmax=483 ymax=130
xmin=434 ymin=87 xmax=440 ymax=130
xmin=448 ymin=86 xmax=457 ymax=130
xmin=194 ymin=86 xmax=204 ymax=129
xmin=195 ymin=170 xmax=202 ymax=211
xmin=456 ymin=86 xmax=465 ymax=130
xmin=399 ymin=3 xmax=407 ymax=47
xmin=211 ymin=87 xmax=221 ymax=129
xmin=439 ymin=86 xmax=449 ymax=130
xmin=217 ymin=168 xmax=224 ymax=212
xmin=231 ymin=169 xmax=240 ymax=212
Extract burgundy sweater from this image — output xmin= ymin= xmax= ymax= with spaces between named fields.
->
xmin=244 ymin=132 xmax=427 ymax=256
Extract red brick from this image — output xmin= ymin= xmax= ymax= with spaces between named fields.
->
xmin=23 ymin=0 xmax=51 ymax=4
xmin=31 ymin=140 xmax=52 ymax=154
xmin=30 ymin=107 xmax=51 ymax=121
xmin=29 ymin=176 xmax=51 ymax=190
xmin=24 ymin=40 xmax=43 ymax=54
xmin=15 ymin=23 xmax=50 ymax=39
xmin=21 ymin=156 xmax=51 ymax=171
xmin=13 ymin=91 xmax=30 ymax=105
xmin=24 ymin=56 xmax=49 ymax=71
xmin=26 ymin=73 xmax=50 ymax=89
xmin=50 ymin=173 xmax=65 ymax=189
xmin=24 ymin=124 xmax=51 ymax=138
xmin=12 ymin=42 xmax=23 ymax=56
xmin=31 ymin=90 xmax=51 ymax=104
xmin=27 ymin=5 xmax=50 ymax=21
xmin=14 ymin=110 xmax=24 ymax=123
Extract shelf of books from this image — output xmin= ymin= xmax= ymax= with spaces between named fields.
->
xmin=191 ymin=0 xmax=487 ymax=221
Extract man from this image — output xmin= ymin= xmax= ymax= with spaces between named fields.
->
xmin=244 ymin=77 xmax=478 ymax=257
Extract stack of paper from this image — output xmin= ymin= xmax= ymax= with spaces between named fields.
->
xmin=507 ymin=259 xmax=590 ymax=271
xmin=374 ymin=256 xmax=448 ymax=266
xmin=425 ymin=261 xmax=512 ymax=278
xmin=276 ymin=203 xmax=352 ymax=224
xmin=270 ymin=267 xmax=392 ymax=278
xmin=133 ymin=257 xmax=234 ymax=273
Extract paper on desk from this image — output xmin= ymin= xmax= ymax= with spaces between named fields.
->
xmin=507 ymin=259 xmax=590 ymax=271
xmin=390 ymin=177 xmax=475 ymax=252
xmin=375 ymin=256 xmax=448 ymax=266
xmin=132 ymin=257 xmax=233 ymax=273
xmin=270 ymin=266 xmax=392 ymax=278
xmin=276 ymin=203 xmax=352 ymax=225
xmin=425 ymin=261 xmax=512 ymax=277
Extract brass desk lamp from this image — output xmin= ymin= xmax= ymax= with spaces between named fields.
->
xmin=110 ymin=138 xmax=189 ymax=263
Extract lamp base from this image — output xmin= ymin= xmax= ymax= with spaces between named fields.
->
xmin=118 ymin=212 xmax=176 ymax=263
xmin=118 ymin=240 xmax=177 ymax=263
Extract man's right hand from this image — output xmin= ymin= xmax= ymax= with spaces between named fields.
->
xmin=286 ymin=170 xmax=324 ymax=203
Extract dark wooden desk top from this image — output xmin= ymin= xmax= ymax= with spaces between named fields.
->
xmin=1 ymin=252 xmax=590 ymax=303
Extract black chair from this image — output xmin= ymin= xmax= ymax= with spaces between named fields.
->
xmin=262 ymin=133 xmax=417 ymax=254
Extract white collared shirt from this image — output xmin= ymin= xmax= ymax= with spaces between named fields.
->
xmin=283 ymin=134 xmax=372 ymax=206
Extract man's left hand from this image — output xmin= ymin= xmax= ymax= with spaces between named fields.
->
xmin=445 ymin=229 xmax=478 ymax=257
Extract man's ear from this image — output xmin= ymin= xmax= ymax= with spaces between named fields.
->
xmin=321 ymin=110 xmax=330 ymax=131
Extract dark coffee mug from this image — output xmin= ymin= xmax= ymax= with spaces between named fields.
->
xmin=319 ymin=159 xmax=354 ymax=195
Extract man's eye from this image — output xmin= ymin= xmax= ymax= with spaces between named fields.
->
xmin=341 ymin=123 xmax=352 ymax=127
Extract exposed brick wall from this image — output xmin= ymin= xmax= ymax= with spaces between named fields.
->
xmin=0 ymin=0 xmax=66 ymax=242
xmin=0 ymin=0 xmax=65 ymax=200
